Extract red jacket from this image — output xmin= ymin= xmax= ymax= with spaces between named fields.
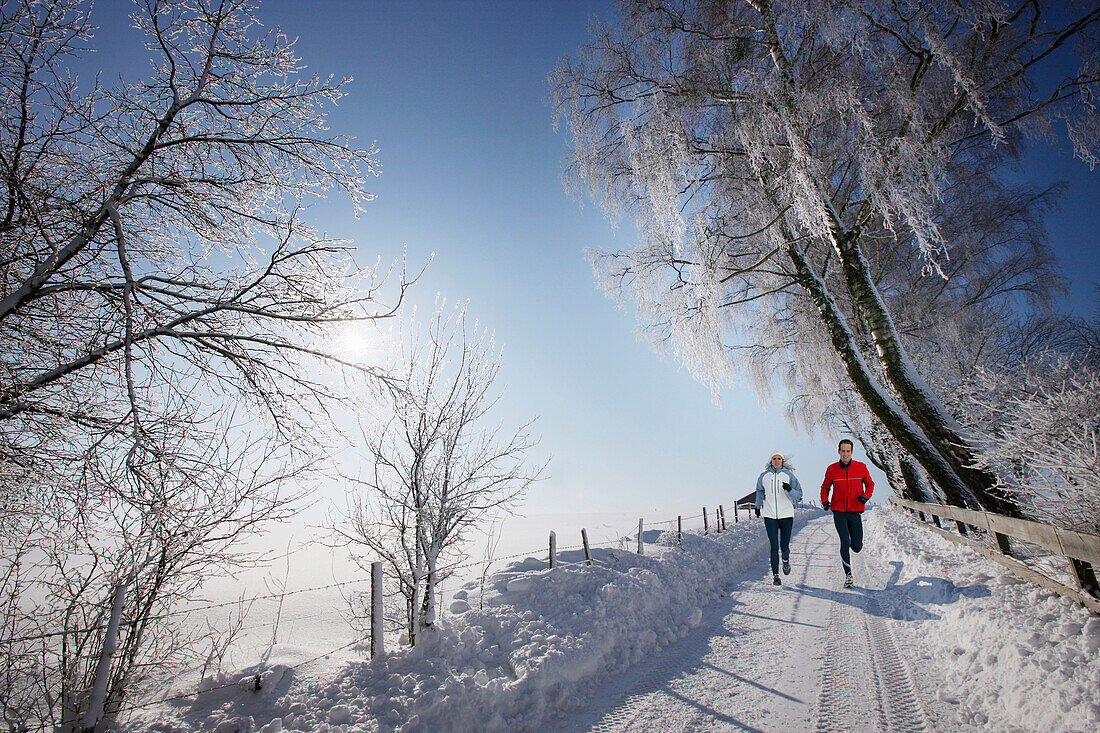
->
xmin=820 ymin=460 xmax=874 ymax=512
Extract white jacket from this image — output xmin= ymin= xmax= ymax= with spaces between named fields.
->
xmin=755 ymin=466 xmax=803 ymax=519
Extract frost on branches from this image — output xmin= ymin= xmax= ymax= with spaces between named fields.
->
xmin=962 ymin=358 xmax=1100 ymax=534
xmin=0 ymin=1 xmax=414 ymax=730
xmin=552 ymin=0 xmax=1099 ymax=514
xmin=333 ymin=300 xmax=545 ymax=646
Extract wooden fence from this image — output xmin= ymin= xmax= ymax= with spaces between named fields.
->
xmin=889 ymin=496 xmax=1100 ymax=614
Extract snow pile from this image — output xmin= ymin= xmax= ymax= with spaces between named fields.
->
xmin=865 ymin=508 xmax=1100 ymax=732
xmin=133 ymin=513 xmax=804 ymax=732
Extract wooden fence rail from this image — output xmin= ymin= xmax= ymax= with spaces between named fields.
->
xmin=889 ymin=496 xmax=1100 ymax=614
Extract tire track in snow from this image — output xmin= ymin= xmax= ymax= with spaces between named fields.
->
xmin=814 ymin=577 xmax=929 ymax=732
xmin=814 ymin=582 xmax=879 ymax=732
xmin=864 ymin=593 xmax=929 ymax=732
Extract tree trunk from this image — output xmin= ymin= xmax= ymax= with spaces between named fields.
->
xmin=831 ymin=231 xmax=1023 ymax=518
xmin=898 ymin=455 xmax=931 ymax=503
xmin=422 ymin=552 xmax=436 ymax=629
xmin=865 ymin=446 xmax=909 ymax=500
xmin=786 ymin=242 xmax=980 ymax=507
xmin=80 ymin=579 xmax=127 ymax=733
xmin=411 ymin=549 xmax=422 ymax=646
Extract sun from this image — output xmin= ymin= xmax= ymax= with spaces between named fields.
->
xmin=335 ymin=322 xmax=393 ymax=362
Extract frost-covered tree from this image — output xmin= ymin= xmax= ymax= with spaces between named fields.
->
xmin=0 ymin=0 xmax=413 ymax=728
xmin=0 ymin=0 xmax=411 ymax=478
xmin=961 ymin=356 xmax=1100 ymax=534
xmin=552 ymin=0 xmax=1099 ymax=514
xmin=0 ymin=419 xmax=308 ymax=731
xmin=336 ymin=302 xmax=544 ymax=645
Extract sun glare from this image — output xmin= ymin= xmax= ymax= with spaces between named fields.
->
xmin=336 ymin=322 xmax=392 ymax=362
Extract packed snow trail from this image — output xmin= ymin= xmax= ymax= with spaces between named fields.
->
xmin=553 ymin=516 xmax=929 ymax=732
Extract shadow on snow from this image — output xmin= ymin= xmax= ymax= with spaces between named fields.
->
xmin=793 ymin=560 xmax=990 ymax=621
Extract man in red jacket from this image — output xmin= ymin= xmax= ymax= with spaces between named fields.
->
xmin=820 ymin=438 xmax=875 ymax=588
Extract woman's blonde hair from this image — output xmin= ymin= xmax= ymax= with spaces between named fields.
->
xmin=765 ymin=456 xmax=795 ymax=471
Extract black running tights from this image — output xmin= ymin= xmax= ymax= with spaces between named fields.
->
xmin=832 ymin=510 xmax=864 ymax=572
xmin=764 ymin=516 xmax=793 ymax=576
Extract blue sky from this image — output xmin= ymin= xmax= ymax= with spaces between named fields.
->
xmin=87 ymin=1 xmax=1099 ymax=517
xmin=262 ymin=0 xmax=844 ymax=516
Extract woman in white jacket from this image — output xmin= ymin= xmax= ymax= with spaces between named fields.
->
xmin=755 ymin=450 xmax=803 ymax=585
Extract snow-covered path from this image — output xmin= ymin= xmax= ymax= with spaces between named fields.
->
xmin=555 ymin=516 xmax=929 ymax=732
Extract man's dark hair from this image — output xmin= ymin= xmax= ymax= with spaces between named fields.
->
xmin=838 ymin=438 xmax=854 ymax=451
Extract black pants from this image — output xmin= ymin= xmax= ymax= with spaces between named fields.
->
xmin=832 ymin=510 xmax=864 ymax=572
xmin=764 ymin=516 xmax=793 ymax=576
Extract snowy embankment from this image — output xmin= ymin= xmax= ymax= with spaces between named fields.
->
xmin=130 ymin=505 xmax=1099 ymax=732
xmin=865 ymin=508 xmax=1100 ymax=732
xmin=135 ymin=511 xmax=794 ymax=732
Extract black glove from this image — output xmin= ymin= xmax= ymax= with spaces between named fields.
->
xmin=754 ymin=506 xmax=760 ymax=517
xmin=857 ymin=495 xmax=868 ymax=505
xmin=782 ymin=482 xmax=791 ymax=493
xmin=822 ymin=501 xmax=830 ymax=511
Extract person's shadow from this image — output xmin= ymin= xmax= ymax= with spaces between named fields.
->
xmin=794 ymin=560 xmax=990 ymax=621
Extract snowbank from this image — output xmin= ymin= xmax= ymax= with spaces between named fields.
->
xmin=865 ymin=508 xmax=1099 ymax=732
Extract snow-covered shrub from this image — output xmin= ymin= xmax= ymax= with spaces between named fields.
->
xmin=960 ymin=356 xmax=1100 ymax=532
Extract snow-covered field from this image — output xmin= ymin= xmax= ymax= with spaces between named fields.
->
xmin=127 ymin=505 xmax=1099 ymax=732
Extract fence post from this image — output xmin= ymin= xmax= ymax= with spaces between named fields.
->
xmin=371 ymin=561 xmax=384 ymax=658
xmin=637 ymin=519 xmax=644 ymax=554
xmin=1068 ymin=559 xmax=1100 ymax=600
xmin=81 ymin=577 xmax=128 ymax=733
xmin=703 ymin=507 xmax=709 ymax=535
xmin=734 ymin=502 xmax=739 ymax=524
xmin=581 ymin=529 xmax=592 ymax=566
xmin=719 ymin=505 xmax=726 ymax=531
xmin=677 ymin=515 xmax=682 ymax=545
xmin=549 ymin=531 xmax=556 ymax=569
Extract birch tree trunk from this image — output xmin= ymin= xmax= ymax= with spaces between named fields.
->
xmin=899 ymin=456 xmax=932 ymax=504
xmin=80 ymin=581 xmax=127 ymax=733
xmin=831 ymin=231 xmax=1023 ymax=517
xmin=860 ymin=440 xmax=907 ymax=500
xmin=423 ymin=552 xmax=437 ymax=629
xmin=786 ymin=241 xmax=979 ymax=508
xmin=411 ymin=536 xmax=423 ymax=646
